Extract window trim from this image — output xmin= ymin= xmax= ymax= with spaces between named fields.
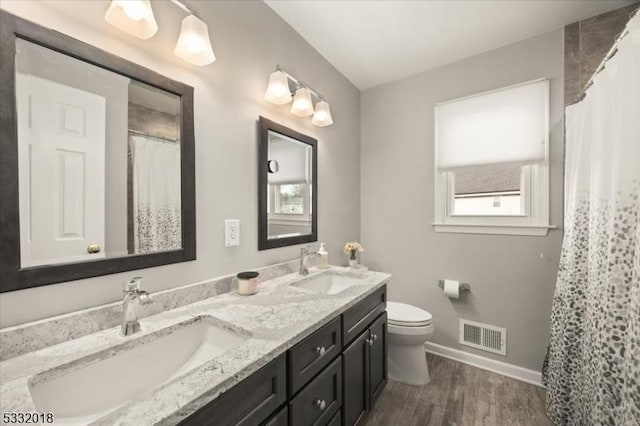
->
xmin=433 ymin=79 xmax=553 ymax=236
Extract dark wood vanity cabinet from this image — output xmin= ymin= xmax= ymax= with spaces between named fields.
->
xmin=178 ymin=354 xmax=287 ymax=426
xmin=179 ymin=285 xmax=387 ymax=426
xmin=343 ymin=313 xmax=388 ymax=426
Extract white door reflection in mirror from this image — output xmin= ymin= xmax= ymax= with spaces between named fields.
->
xmin=267 ymin=131 xmax=312 ymax=239
xmin=17 ymin=74 xmax=106 ymax=267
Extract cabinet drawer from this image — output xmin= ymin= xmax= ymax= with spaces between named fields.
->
xmin=179 ymin=354 xmax=286 ymax=426
xmin=289 ymin=357 xmax=342 ymax=426
xmin=342 ymin=285 xmax=386 ymax=346
xmin=288 ymin=316 xmax=342 ymax=395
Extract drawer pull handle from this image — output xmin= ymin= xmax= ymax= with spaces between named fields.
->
xmin=368 ymin=338 xmax=374 ymax=347
xmin=316 ymin=346 xmax=326 ymax=356
xmin=372 ymin=333 xmax=378 ymax=341
xmin=315 ymin=399 xmax=327 ymax=410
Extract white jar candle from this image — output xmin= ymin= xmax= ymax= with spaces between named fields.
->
xmin=237 ymin=271 xmax=259 ymax=295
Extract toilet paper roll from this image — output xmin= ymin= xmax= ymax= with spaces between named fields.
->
xmin=444 ymin=279 xmax=460 ymax=299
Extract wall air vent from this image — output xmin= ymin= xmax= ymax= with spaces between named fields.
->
xmin=459 ymin=319 xmax=506 ymax=356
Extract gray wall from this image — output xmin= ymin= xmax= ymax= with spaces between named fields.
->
xmin=361 ymin=29 xmax=565 ymax=371
xmin=0 ymin=0 xmax=361 ymax=327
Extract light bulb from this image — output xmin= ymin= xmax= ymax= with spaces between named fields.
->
xmin=121 ymin=1 xmax=146 ymax=21
xmin=183 ymin=34 xmax=206 ymax=54
xmin=314 ymin=110 xmax=327 ymax=121
xmin=293 ymin=98 xmax=310 ymax=111
xmin=291 ymin=88 xmax=313 ymax=117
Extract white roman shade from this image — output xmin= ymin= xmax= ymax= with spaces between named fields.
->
xmin=268 ymin=133 xmax=311 ymax=184
xmin=435 ymin=79 xmax=549 ymax=171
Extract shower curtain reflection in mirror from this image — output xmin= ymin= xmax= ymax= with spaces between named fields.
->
xmin=129 ymin=135 xmax=182 ymax=254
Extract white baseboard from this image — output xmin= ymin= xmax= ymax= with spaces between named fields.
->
xmin=424 ymin=341 xmax=544 ymax=387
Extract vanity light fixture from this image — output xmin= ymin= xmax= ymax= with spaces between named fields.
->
xmin=105 ymin=0 xmax=158 ymax=39
xmin=105 ymin=0 xmax=216 ymax=66
xmin=264 ymin=66 xmax=334 ymax=127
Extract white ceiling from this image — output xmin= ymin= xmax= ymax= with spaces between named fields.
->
xmin=265 ymin=0 xmax=636 ymax=90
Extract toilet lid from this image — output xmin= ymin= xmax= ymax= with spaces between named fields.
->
xmin=386 ymin=302 xmax=432 ymax=327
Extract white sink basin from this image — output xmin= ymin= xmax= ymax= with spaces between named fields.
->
xmin=293 ymin=272 xmax=365 ymax=295
xmin=28 ymin=316 xmax=247 ymax=425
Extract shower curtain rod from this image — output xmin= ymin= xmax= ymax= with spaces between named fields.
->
xmin=128 ymin=129 xmax=179 ymax=144
xmin=575 ymin=8 xmax=639 ymax=103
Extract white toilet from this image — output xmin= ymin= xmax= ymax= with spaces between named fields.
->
xmin=386 ymin=301 xmax=434 ymax=386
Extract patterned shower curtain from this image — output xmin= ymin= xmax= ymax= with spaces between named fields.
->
xmin=543 ymin=12 xmax=640 ymax=425
xmin=130 ymin=134 xmax=182 ymax=254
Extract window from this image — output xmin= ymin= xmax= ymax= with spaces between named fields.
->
xmin=433 ymin=79 xmax=552 ymax=236
xmin=275 ymin=183 xmax=306 ymax=214
xmin=453 ymin=165 xmax=522 ymax=216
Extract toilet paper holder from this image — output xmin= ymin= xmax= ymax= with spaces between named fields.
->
xmin=438 ymin=280 xmax=471 ymax=292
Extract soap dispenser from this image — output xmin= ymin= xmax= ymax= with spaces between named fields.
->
xmin=317 ymin=242 xmax=329 ymax=269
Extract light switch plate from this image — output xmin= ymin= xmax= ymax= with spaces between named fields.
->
xmin=225 ymin=219 xmax=240 ymax=247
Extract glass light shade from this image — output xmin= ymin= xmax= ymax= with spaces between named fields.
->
xmin=311 ymin=101 xmax=334 ymax=127
xmin=174 ymin=15 xmax=216 ymax=66
xmin=290 ymin=88 xmax=314 ymax=117
xmin=264 ymin=71 xmax=292 ymax=105
xmin=105 ymin=0 xmax=158 ymax=40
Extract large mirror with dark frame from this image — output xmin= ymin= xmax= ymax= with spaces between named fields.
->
xmin=0 ymin=11 xmax=196 ymax=291
xmin=258 ymin=117 xmax=317 ymax=250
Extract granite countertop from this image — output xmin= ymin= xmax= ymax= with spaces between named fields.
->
xmin=0 ymin=266 xmax=390 ymax=425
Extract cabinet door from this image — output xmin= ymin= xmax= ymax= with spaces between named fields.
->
xmin=327 ymin=409 xmax=342 ymax=426
xmin=262 ymin=406 xmax=287 ymax=426
xmin=369 ymin=313 xmax=387 ymax=404
xmin=289 ymin=357 xmax=342 ymax=426
xmin=342 ymin=329 xmax=370 ymax=426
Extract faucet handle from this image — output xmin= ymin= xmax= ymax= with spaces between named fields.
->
xmin=124 ymin=276 xmax=143 ymax=293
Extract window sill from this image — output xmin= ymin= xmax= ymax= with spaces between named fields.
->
xmin=432 ymin=223 xmax=557 ymax=236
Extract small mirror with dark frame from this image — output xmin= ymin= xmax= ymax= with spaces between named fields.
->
xmin=0 ymin=11 xmax=196 ymax=291
xmin=258 ymin=117 xmax=317 ymax=250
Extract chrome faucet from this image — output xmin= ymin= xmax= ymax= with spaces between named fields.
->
xmin=121 ymin=277 xmax=152 ymax=336
xmin=300 ymin=247 xmax=319 ymax=276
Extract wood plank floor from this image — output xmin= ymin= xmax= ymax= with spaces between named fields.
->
xmin=362 ymin=354 xmax=553 ymax=426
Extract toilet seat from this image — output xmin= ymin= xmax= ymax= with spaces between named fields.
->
xmin=387 ymin=322 xmax=434 ymax=336
xmin=386 ymin=301 xmax=432 ymax=327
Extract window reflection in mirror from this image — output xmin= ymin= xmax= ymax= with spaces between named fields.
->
xmin=267 ymin=131 xmax=312 ymax=239
xmin=15 ymin=39 xmax=182 ymax=268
